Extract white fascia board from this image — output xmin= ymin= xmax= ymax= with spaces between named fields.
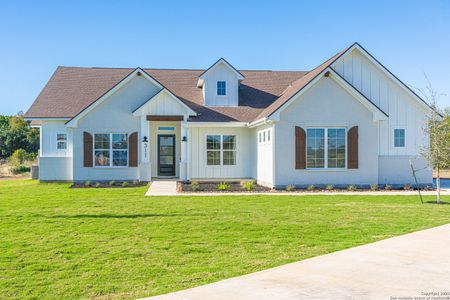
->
xmin=328 ymin=69 xmax=388 ymax=121
xmin=25 ymin=117 xmax=71 ymax=121
xmin=65 ymin=68 xmax=163 ymax=128
xmin=247 ymin=118 xmax=276 ymax=128
xmin=188 ymin=122 xmax=247 ymax=127
xmin=132 ymin=88 xmax=197 ymax=117
xmin=197 ymin=59 xmax=245 ymax=87
xmin=350 ymin=44 xmax=433 ymax=113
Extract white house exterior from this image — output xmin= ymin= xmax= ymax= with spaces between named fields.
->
xmin=25 ymin=43 xmax=433 ymax=188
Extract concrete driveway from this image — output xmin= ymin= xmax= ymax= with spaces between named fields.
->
xmin=143 ymin=223 xmax=450 ymax=300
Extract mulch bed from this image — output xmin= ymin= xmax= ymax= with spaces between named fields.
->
xmin=71 ymin=181 xmax=148 ymax=188
xmin=178 ymin=181 xmax=271 ymax=193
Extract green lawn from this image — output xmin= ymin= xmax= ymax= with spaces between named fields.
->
xmin=1 ymin=180 xmax=449 ymax=299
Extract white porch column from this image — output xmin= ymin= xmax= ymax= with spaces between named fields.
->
xmin=139 ymin=115 xmax=151 ymax=181
xmin=180 ymin=121 xmax=189 ymax=181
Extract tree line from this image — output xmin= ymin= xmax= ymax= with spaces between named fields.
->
xmin=0 ymin=114 xmax=39 ymax=160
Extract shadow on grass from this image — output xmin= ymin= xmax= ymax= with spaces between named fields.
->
xmin=425 ymin=201 xmax=450 ymax=205
xmin=47 ymin=213 xmax=206 ymax=219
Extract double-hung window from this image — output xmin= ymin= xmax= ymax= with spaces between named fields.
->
xmin=94 ymin=133 xmax=128 ymax=167
xmin=394 ymin=129 xmax=405 ymax=147
xmin=306 ymin=128 xmax=346 ymax=169
xmin=57 ymin=133 xmax=67 ymax=150
xmin=217 ymin=81 xmax=226 ymax=96
xmin=206 ymin=135 xmax=236 ymax=165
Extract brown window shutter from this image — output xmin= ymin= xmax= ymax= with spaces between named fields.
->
xmin=83 ymin=132 xmax=93 ymax=167
xmin=347 ymin=126 xmax=358 ymax=169
xmin=129 ymin=132 xmax=138 ymax=167
xmin=295 ymin=126 xmax=306 ymax=169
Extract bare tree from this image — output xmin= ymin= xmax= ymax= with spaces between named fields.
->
xmin=416 ymin=75 xmax=450 ymax=204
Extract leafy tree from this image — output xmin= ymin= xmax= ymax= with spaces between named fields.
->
xmin=0 ymin=114 xmax=39 ymax=159
xmin=417 ymin=77 xmax=450 ymax=204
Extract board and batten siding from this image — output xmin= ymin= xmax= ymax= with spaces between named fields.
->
xmin=189 ymin=126 xmax=253 ymax=179
xmin=256 ymin=124 xmax=275 ymax=187
xmin=39 ymin=120 xmax=72 ymax=157
xmin=71 ymin=75 xmax=160 ymax=181
xmin=332 ymin=48 xmax=429 ymax=156
xmin=202 ymin=63 xmax=239 ymax=106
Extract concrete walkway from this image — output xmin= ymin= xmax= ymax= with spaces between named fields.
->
xmin=143 ymin=223 xmax=450 ymax=300
xmin=145 ymin=180 xmax=177 ymax=196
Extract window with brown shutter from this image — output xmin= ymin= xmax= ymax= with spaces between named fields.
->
xmin=83 ymin=132 xmax=93 ymax=167
xmin=295 ymin=126 xmax=306 ymax=169
xmin=129 ymin=132 xmax=138 ymax=167
xmin=347 ymin=126 xmax=358 ymax=169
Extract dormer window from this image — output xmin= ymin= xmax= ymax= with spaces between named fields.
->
xmin=217 ymin=81 xmax=226 ymax=96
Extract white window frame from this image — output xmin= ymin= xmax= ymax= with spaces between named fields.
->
xmin=93 ymin=133 xmax=129 ymax=168
xmin=206 ymin=134 xmax=237 ymax=166
xmin=393 ymin=128 xmax=406 ymax=148
xmin=56 ymin=133 xmax=67 ymax=150
xmin=306 ymin=127 xmax=347 ymax=170
xmin=216 ymin=81 xmax=226 ymax=96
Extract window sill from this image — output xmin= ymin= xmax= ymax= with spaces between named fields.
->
xmin=305 ymin=168 xmax=348 ymax=172
xmin=93 ymin=166 xmax=130 ymax=169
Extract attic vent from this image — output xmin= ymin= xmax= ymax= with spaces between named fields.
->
xmin=137 ymin=71 xmax=142 ymax=76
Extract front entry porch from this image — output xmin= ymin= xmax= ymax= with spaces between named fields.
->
xmin=138 ymin=115 xmax=190 ymax=182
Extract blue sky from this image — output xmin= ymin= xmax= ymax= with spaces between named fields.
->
xmin=0 ymin=0 xmax=449 ymax=115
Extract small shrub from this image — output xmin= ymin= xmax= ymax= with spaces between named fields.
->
xmin=370 ymin=184 xmax=379 ymax=191
xmin=132 ymin=180 xmax=139 ymax=185
xmin=424 ymin=185 xmax=433 ymax=191
xmin=122 ymin=181 xmax=129 ymax=187
xmin=109 ymin=180 xmax=116 ymax=186
xmin=403 ymin=183 xmax=413 ymax=191
xmin=385 ymin=184 xmax=393 ymax=191
xmin=306 ymin=184 xmax=315 ymax=191
xmin=241 ymin=180 xmax=255 ymax=191
xmin=9 ymin=149 xmax=28 ymax=167
xmin=84 ymin=181 xmax=92 ymax=187
xmin=286 ymin=184 xmax=296 ymax=192
xmin=9 ymin=165 xmax=30 ymax=174
xmin=325 ymin=184 xmax=334 ymax=191
xmin=191 ymin=181 xmax=200 ymax=192
xmin=95 ymin=182 xmax=101 ymax=188
xmin=217 ymin=182 xmax=229 ymax=191
xmin=347 ymin=184 xmax=357 ymax=191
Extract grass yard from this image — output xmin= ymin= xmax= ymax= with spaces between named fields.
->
xmin=1 ymin=180 xmax=449 ymax=299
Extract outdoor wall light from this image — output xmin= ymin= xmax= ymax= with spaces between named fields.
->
xmin=142 ymin=136 xmax=148 ymax=143
xmin=182 ymin=136 xmax=187 ymax=142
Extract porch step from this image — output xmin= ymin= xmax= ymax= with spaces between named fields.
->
xmin=145 ymin=180 xmax=178 ymax=196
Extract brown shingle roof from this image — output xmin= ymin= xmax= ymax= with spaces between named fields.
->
xmin=26 ymin=45 xmax=358 ymax=123
xmin=25 ymin=67 xmax=307 ymax=122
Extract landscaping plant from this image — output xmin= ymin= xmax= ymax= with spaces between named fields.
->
xmin=241 ymin=180 xmax=255 ymax=191
xmin=306 ymin=184 xmax=315 ymax=191
xmin=217 ymin=182 xmax=229 ymax=191
xmin=370 ymin=184 xmax=379 ymax=191
xmin=109 ymin=180 xmax=116 ymax=186
xmin=384 ymin=184 xmax=393 ymax=191
xmin=122 ymin=181 xmax=129 ymax=187
xmin=347 ymin=185 xmax=357 ymax=191
xmin=325 ymin=184 xmax=334 ymax=191
xmin=191 ymin=181 xmax=200 ymax=192
xmin=285 ymin=184 xmax=296 ymax=192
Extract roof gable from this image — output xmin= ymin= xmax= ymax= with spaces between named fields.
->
xmin=66 ymin=68 xmax=164 ymax=127
xmin=133 ymin=88 xmax=196 ymax=118
xmin=333 ymin=43 xmax=433 ymax=113
xmin=197 ymin=58 xmax=245 ymax=87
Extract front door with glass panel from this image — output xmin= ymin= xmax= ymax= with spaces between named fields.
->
xmin=158 ymin=135 xmax=175 ymax=176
